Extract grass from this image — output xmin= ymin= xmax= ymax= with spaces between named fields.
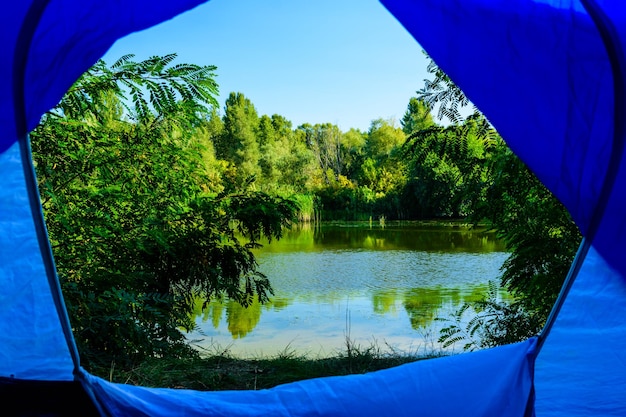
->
xmin=110 ymin=338 xmax=442 ymax=391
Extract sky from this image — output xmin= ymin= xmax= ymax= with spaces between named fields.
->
xmin=103 ymin=0 xmax=430 ymax=132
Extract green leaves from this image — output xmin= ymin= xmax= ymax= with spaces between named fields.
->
xmin=228 ymin=192 xmax=298 ymax=244
xmin=472 ymin=144 xmax=581 ymax=319
xmin=437 ymin=282 xmax=544 ymax=350
xmin=401 ymin=97 xmax=434 ymax=135
xmin=31 ymin=55 xmax=298 ymax=371
xmin=402 ymin=117 xmax=491 ymax=218
xmin=56 ymin=53 xmax=218 ymax=123
xmin=417 ymin=56 xmax=475 ymax=124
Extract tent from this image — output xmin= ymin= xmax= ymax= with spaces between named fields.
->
xmin=1 ymin=0 xmax=625 ymax=415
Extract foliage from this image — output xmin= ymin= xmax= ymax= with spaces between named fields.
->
xmin=31 ymin=55 xmax=297 ymax=369
xmin=340 ymin=128 xmax=367 ymax=179
xmin=416 ymin=55 xmax=581 ymax=348
xmin=56 ymin=53 xmax=218 ymax=122
xmin=437 ymin=282 xmax=543 ymax=351
xmin=470 ymin=143 xmax=581 ymax=319
xmin=300 ymin=123 xmax=345 ymax=184
xmin=416 ymin=57 xmax=474 ymax=124
xmin=31 ymin=49 xmax=583 ymax=366
xmin=401 ymin=97 xmax=434 ymax=134
xmin=290 ymin=193 xmax=320 ymax=223
xmin=216 ymin=92 xmax=262 ymax=183
xmin=402 ymin=115 xmax=492 ymax=218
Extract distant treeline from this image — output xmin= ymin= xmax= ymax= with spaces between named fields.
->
xmin=203 ymin=90 xmax=504 ymax=222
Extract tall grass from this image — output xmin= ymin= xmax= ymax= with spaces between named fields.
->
xmin=291 ymin=193 xmax=321 ymax=224
xmin=110 ymin=340 xmax=442 ymax=390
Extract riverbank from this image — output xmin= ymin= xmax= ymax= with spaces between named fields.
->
xmin=109 ymin=345 xmax=439 ymax=390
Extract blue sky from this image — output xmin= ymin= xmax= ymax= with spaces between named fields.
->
xmin=103 ymin=0 xmax=429 ymax=132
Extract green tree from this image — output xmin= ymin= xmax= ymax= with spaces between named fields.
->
xmin=31 ymin=55 xmax=297 ymax=370
xmin=279 ymin=128 xmax=319 ymax=197
xmin=300 ymin=123 xmax=345 ymax=184
xmin=195 ymin=108 xmax=228 ymax=193
xmin=365 ymin=119 xmax=405 ymax=161
xmin=340 ymin=128 xmax=367 ymax=179
xmin=216 ymin=92 xmax=262 ymax=183
xmin=57 ymin=53 xmax=219 ymax=122
xmin=358 ymin=119 xmax=407 ymax=202
xmin=401 ymin=97 xmax=434 ymax=135
xmin=417 ymin=56 xmax=474 ymax=124
xmin=471 ymin=143 xmax=581 ymax=320
xmin=257 ymin=114 xmax=279 ymax=186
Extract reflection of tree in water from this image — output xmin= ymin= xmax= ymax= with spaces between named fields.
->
xmin=371 ymin=287 xmax=455 ymax=328
xmin=191 ymin=283 xmax=495 ymax=339
xmin=403 ymin=288 xmax=447 ymax=329
xmin=190 ymin=299 xmax=225 ymax=329
xmin=401 ymin=285 xmax=489 ymax=330
xmin=209 ymin=302 xmax=224 ymax=329
xmin=271 ymin=296 xmax=291 ymax=311
xmin=363 ymin=235 xmax=388 ymax=250
xmin=191 ymin=296 xmax=293 ymax=338
xmin=225 ymin=300 xmax=263 ymax=339
xmin=311 ymin=225 xmax=504 ymax=253
xmin=372 ymin=289 xmax=399 ymax=314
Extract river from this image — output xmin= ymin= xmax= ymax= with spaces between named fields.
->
xmin=187 ymin=221 xmax=508 ymax=358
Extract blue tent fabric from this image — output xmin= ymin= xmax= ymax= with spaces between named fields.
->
xmin=1 ymin=0 xmax=626 ymax=415
xmin=0 ymin=142 xmax=73 ymax=380
xmin=85 ymin=339 xmax=536 ymax=417
xmin=535 ymin=246 xmax=626 ymax=416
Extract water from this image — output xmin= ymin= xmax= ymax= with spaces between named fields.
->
xmin=188 ymin=222 xmax=508 ymax=357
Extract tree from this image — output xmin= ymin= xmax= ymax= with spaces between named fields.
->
xmin=401 ymin=97 xmax=434 ymax=135
xmin=192 ymin=108 xmax=229 ymax=194
xmin=340 ymin=128 xmax=367 ymax=180
xmin=365 ymin=119 xmax=405 ymax=161
xmin=300 ymin=123 xmax=345 ymax=184
xmin=31 ymin=55 xmax=297 ymax=370
xmin=357 ymin=119 xmax=407 ymax=200
xmin=278 ymin=125 xmax=318 ymax=195
xmin=256 ymin=114 xmax=298 ymax=191
xmin=216 ymin=92 xmax=262 ymax=183
xmin=471 ymin=142 xmax=581 ymax=320
xmin=56 ymin=53 xmax=219 ymax=122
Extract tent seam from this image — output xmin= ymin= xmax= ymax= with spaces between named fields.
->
xmin=13 ymin=0 xmax=83 ymax=375
xmin=12 ymin=3 xmax=115 ymax=416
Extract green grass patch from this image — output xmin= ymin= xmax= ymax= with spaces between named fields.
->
xmin=108 ymin=341 xmax=441 ymax=391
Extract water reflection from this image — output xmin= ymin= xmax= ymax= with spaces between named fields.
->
xmin=402 ymin=286 xmax=486 ymax=329
xmin=189 ymin=223 xmax=508 ymax=357
xmin=192 ymin=285 xmax=495 ymax=343
xmin=194 ymin=297 xmax=293 ymax=339
xmin=257 ymin=222 xmax=505 ymax=254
